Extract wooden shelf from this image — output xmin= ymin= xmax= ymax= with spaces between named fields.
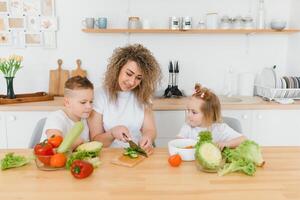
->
xmin=82 ymin=28 xmax=300 ymax=34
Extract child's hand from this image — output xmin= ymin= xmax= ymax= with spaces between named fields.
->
xmin=110 ymin=125 xmax=132 ymax=142
xmin=216 ymin=142 xmax=228 ymax=151
xmin=139 ymin=135 xmax=154 ymax=155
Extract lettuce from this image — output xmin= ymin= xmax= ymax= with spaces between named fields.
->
xmin=0 ymin=153 xmax=31 ymax=170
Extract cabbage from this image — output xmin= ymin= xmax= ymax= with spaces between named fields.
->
xmin=76 ymin=141 xmax=103 ymax=154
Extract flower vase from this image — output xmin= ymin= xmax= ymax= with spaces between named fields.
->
xmin=5 ymin=77 xmax=16 ymax=99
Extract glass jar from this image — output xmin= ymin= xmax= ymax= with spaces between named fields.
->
xmin=169 ymin=16 xmax=180 ymax=30
xmin=128 ymin=17 xmax=142 ymax=29
xmin=182 ymin=16 xmax=192 ymax=30
xmin=206 ymin=12 xmax=219 ymax=29
xmin=220 ymin=15 xmax=231 ymax=29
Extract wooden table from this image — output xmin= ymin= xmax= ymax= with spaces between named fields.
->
xmin=0 ymin=147 xmax=299 ymax=200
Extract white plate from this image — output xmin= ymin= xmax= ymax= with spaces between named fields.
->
xmin=260 ymin=68 xmax=276 ymax=88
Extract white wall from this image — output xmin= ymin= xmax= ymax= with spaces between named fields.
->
xmin=0 ymin=0 xmax=295 ymax=96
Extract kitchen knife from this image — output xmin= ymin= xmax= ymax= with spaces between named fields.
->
xmin=122 ymin=133 xmax=148 ymax=157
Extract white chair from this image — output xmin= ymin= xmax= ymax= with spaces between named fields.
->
xmin=28 ymin=118 xmax=46 ymax=148
xmin=222 ymin=116 xmax=242 ymax=133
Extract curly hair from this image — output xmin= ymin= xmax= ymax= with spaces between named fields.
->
xmin=104 ymin=44 xmax=162 ymax=105
xmin=192 ymin=83 xmax=222 ymax=126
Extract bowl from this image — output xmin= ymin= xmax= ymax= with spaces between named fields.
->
xmin=168 ymin=139 xmax=197 ymax=161
xmin=34 ymin=154 xmax=65 ymax=171
xmin=270 ymin=20 xmax=287 ymax=31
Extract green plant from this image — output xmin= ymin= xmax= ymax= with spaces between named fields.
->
xmin=0 ymin=55 xmax=23 ymax=77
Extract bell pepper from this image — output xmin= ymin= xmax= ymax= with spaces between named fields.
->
xmin=70 ymin=160 xmax=94 ymax=179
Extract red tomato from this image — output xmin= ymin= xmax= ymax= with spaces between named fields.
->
xmin=70 ymin=160 xmax=94 ymax=179
xmin=168 ymin=154 xmax=182 ymax=167
xmin=48 ymin=135 xmax=63 ymax=148
xmin=34 ymin=141 xmax=54 ymax=166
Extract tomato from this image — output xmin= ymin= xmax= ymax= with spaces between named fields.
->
xmin=50 ymin=153 xmax=67 ymax=168
xmin=168 ymin=154 xmax=182 ymax=167
xmin=70 ymin=160 xmax=94 ymax=179
xmin=34 ymin=141 xmax=54 ymax=166
xmin=48 ymin=135 xmax=63 ymax=148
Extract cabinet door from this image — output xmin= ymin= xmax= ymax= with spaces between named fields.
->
xmin=0 ymin=112 xmax=6 ymax=148
xmin=5 ymin=111 xmax=49 ymax=148
xmin=222 ymin=110 xmax=253 ymax=139
xmin=154 ymin=111 xmax=185 ymax=147
xmin=252 ymin=110 xmax=300 ymax=146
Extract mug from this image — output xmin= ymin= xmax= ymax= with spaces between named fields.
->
xmin=82 ymin=18 xmax=94 ymax=29
xmin=95 ymin=17 xmax=107 ymax=29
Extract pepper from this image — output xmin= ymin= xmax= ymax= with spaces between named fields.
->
xmin=70 ymin=160 xmax=94 ymax=179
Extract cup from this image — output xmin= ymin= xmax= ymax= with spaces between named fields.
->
xmin=82 ymin=18 xmax=95 ymax=29
xmin=95 ymin=17 xmax=107 ymax=29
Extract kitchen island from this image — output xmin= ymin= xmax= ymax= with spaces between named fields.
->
xmin=0 ymin=147 xmax=299 ymax=200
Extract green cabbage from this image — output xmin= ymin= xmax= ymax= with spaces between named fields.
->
xmin=76 ymin=141 xmax=103 ymax=154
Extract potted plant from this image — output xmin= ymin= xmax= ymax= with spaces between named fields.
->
xmin=0 ymin=55 xmax=23 ymax=99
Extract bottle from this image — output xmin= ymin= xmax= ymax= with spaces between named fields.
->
xmin=257 ymin=0 xmax=266 ymax=29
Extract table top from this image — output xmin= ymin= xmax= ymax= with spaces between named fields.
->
xmin=0 ymin=147 xmax=300 ymax=200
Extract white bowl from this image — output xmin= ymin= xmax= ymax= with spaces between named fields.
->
xmin=270 ymin=20 xmax=287 ymax=31
xmin=168 ymin=139 xmax=197 ymax=161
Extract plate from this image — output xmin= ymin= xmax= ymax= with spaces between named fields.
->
xmin=260 ymin=68 xmax=276 ymax=88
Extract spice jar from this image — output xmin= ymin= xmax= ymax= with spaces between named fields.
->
xmin=170 ymin=16 xmax=180 ymax=30
xmin=128 ymin=17 xmax=142 ymax=29
xmin=182 ymin=16 xmax=192 ymax=30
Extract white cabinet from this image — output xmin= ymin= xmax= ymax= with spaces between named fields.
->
xmin=0 ymin=112 xmax=6 ymax=148
xmin=154 ymin=111 xmax=185 ymax=147
xmin=3 ymin=111 xmax=48 ymax=148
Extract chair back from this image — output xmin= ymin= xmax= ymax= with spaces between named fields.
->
xmin=223 ymin=116 xmax=243 ymax=133
xmin=28 ymin=118 xmax=46 ymax=148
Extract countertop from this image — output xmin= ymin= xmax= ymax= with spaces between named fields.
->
xmin=1 ymin=96 xmax=300 ymax=111
xmin=0 ymin=147 xmax=299 ymax=200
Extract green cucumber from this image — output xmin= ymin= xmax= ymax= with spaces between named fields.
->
xmin=57 ymin=121 xmax=84 ymax=153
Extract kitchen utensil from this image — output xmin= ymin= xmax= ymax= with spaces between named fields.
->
xmin=122 ymin=133 xmax=148 ymax=157
xmin=164 ymin=61 xmax=173 ymax=97
xmin=171 ymin=61 xmax=183 ymax=97
xmin=111 ymin=154 xmax=146 ymax=167
xmin=270 ymin=20 xmax=286 ymax=31
xmin=49 ymin=59 xmax=69 ymax=96
xmin=71 ymin=59 xmax=87 ymax=78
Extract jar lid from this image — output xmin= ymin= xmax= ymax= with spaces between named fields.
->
xmin=128 ymin=16 xmax=140 ymax=21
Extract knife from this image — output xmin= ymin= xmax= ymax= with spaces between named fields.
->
xmin=122 ymin=133 xmax=148 ymax=157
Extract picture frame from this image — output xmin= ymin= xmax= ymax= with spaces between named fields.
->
xmin=9 ymin=0 xmax=24 ymax=16
xmin=0 ymin=14 xmax=8 ymax=31
xmin=24 ymin=31 xmax=42 ymax=46
xmin=43 ymin=31 xmax=55 ymax=48
xmin=8 ymin=16 xmax=25 ymax=30
xmin=0 ymin=0 xmax=9 ymax=14
xmin=23 ymin=0 xmax=40 ymax=15
xmin=26 ymin=15 xmax=40 ymax=31
xmin=41 ymin=0 xmax=54 ymax=16
xmin=11 ymin=30 xmax=25 ymax=48
xmin=40 ymin=16 xmax=57 ymax=31
xmin=0 ymin=31 xmax=11 ymax=45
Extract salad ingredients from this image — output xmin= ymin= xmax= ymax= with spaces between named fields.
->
xmin=34 ymin=141 xmax=54 ymax=166
xmin=1 ymin=153 xmax=31 ymax=170
xmin=168 ymin=154 xmax=182 ymax=167
xmin=57 ymin=121 xmax=84 ymax=153
xmin=218 ymin=158 xmax=256 ymax=176
xmin=66 ymin=150 xmax=100 ymax=169
xmin=48 ymin=135 xmax=63 ymax=148
xmin=123 ymin=147 xmax=138 ymax=158
xmin=76 ymin=141 xmax=103 ymax=154
xmin=50 ymin=153 xmax=67 ymax=168
xmin=70 ymin=160 xmax=94 ymax=179
xmin=195 ymin=131 xmax=222 ymax=171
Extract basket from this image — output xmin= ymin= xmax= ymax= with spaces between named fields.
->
xmin=255 ymin=85 xmax=300 ymax=101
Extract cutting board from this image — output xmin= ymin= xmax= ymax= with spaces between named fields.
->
xmin=49 ymin=59 xmax=70 ymax=96
xmin=71 ymin=59 xmax=87 ymax=78
xmin=111 ymin=155 xmax=146 ymax=167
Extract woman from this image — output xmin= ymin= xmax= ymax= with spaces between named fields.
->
xmin=88 ymin=44 xmax=162 ymax=155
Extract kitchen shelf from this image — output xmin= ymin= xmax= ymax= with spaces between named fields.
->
xmin=82 ymin=28 xmax=300 ymax=34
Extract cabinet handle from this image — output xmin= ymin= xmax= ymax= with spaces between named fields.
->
xmin=8 ymin=115 xmax=16 ymax=121
xmin=242 ymin=114 xmax=248 ymax=119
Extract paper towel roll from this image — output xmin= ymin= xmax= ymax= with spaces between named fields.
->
xmin=237 ymin=73 xmax=255 ymax=96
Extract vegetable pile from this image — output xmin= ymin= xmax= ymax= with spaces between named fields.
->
xmin=195 ymin=131 xmax=265 ymax=176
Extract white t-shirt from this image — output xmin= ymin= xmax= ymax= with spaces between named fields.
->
xmin=177 ymin=122 xmax=242 ymax=143
xmin=93 ymin=87 xmax=145 ymax=148
xmin=42 ymin=110 xmax=90 ymax=142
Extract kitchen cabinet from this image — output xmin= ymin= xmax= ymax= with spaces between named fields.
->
xmin=2 ymin=111 xmax=48 ymax=148
xmin=154 ymin=111 xmax=185 ymax=147
xmin=0 ymin=112 xmax=6 ymax=148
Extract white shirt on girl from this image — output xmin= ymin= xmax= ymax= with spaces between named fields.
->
xmin=41 ymin=110 xmax=90 ymax=142
xmin=93 ymin=87 xmax=144 ymax=148
xmin=177 ymin=122 xmax=242 ymax=142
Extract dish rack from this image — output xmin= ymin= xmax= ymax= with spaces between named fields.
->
xmin=255 ymin=85 xmax=300 ymax=101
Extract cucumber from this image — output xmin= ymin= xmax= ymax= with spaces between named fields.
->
xmin=57 ymin=121 xmax=84 ymax=153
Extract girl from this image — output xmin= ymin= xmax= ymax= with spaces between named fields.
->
xmin=177 ymin=84 xmax=246 ymax=150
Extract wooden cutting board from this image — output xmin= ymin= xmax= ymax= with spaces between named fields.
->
xmin=111 ymin=155 xmax=146 ymax=167
xmin=71 ymin=59 xmax=87 ymax=78
xmin=49 ymin=59 xmax=69 ymax=96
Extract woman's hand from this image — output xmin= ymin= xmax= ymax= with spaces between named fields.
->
xmin=139 ymin=135 xmax=154 ymax=155
xmin=110 ymin=125 xmax=132 ymax=142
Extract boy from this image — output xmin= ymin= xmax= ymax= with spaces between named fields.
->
xmin=42 ymin=76 xmax=94 ymax=150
